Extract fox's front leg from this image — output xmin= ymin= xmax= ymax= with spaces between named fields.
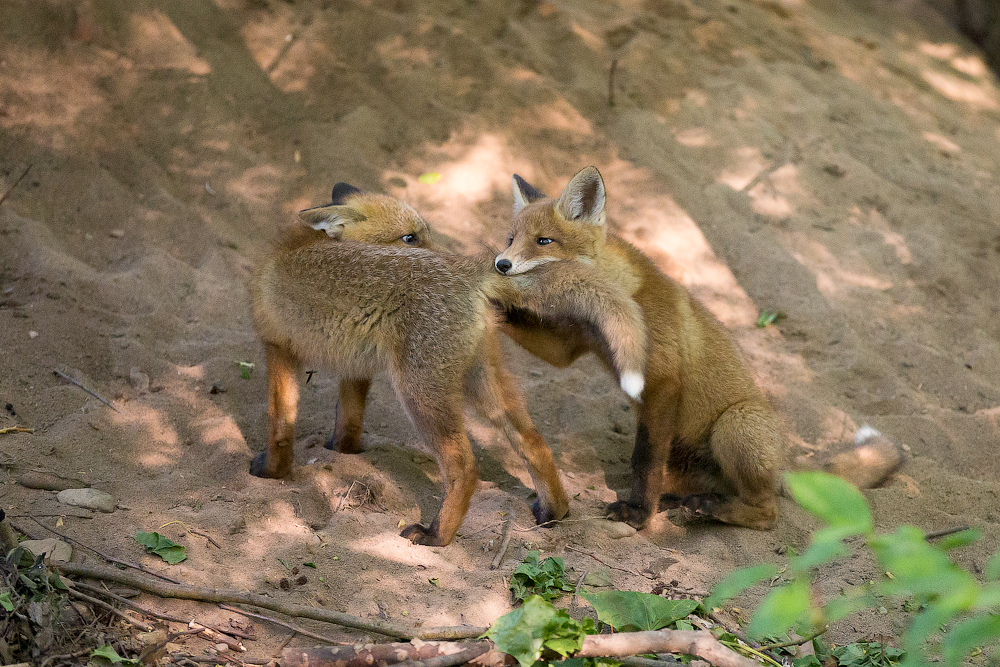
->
xmin=327 ymin=378 xmax=371 ymax=454
xmin=251 ymin=342 xmax=301 ymax=479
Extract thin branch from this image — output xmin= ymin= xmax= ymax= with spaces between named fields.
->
xmin=68 ymin=588 xmax=154 ymax=632
xmin=0 ymin=426 xmax=34 ymax=435
xmin=565 ymin=544 xmax=652 ymax=579
xmin=56 ymin=561 xmax=486 ymax=640
xmin=52 ymin=369 xmax=121 ymax=413
xmin=393 ymin=642 xmax=492 ymax=667
xmin=0 ymin=164 xmax=31 ymax=207
xmin=489 ymin=501 xmax=514 ymax=571
xmin=218 ymin=604 xmax=347 ymax=646
xmin=924 ymin=526 xmax=970 ymax=540
xmin=19 ymin=515 xmax=181 ymax=584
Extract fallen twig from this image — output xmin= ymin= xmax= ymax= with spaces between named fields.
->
xmin=0 ymin=426 xmax=34 ymax=435
xmin=924 ymin=525 xmax=970 ymax=540
xmin=489 ymin=501 xmax=514 ymax=571
xmin=576 ymin=630 xmax=759 ymax=667
xmin=282 ymin=640 xmax=492 ymax=667
xmin=53 ymin=368 xmax=121 ymax=413
xmin=219 ymin=603 xmax=347 ymax=646
xmin=620 ymin=657 xmax=684 ymax=667
xmin=758 ymin=626 xmax=827 ymax=651
xmin=608 ymin=58 xmax=618 ymax=107
xmin=189 ymin=620 xmax=247 ymax=652
xmin=39 ymin=648 xmax=91 ymax=667
xmin=74 ymin=581 xmax=253 ymax=640
xmin=0 ymin=164 xmax=31 ymax=208
xmin=56 ymin=561 xmax=486 ymax=640
xmin=68 ymin=588 xmax=154 ymax=632
xmin=170 ymin=654 xmax=269 ymax=666
xmin=565 ymin=544 xmax=652 ymax=579
xmin=20 ymin=515 xmax=181 ymax=584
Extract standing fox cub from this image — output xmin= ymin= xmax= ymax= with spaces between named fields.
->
xmin=249 ymin=184 xmax=645 ymax=545
xmin=494 ymin=167 xmax=903 ymax=531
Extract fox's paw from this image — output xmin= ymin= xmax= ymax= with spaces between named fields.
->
xmin=399 ymin=523 xmax=446 ymax=546
xmin=619 ymin=372 xmax=645 ymax=400
xmin=606 ymin=500 xmax=651 ymax=529
xmin=680 ymin=493 xmax=727 ymax=517
xmin=249 ymin=453 xmax=291 ymax=479
xmin=324 ymin=432 xmax=363 ymax=454
xmin=531 ymin=501 xmax=563 ymax=527
xmin=658 ymin=493 xmax=684 ymax=510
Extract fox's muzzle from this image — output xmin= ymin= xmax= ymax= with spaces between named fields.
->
xmin=495 ymin=258 xmax=512 ymax=274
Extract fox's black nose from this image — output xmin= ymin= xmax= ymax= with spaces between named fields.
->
xmin=495 ymin=258 xmax=512 ymax=274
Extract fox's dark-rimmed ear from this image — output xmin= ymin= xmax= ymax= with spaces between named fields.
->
xmin=512 ymin=174 xmax=547 ymax=215
xmin=298 ymin=204 xmax=367 ymax=239
xmin=330 ymin=182 xmax=362 ymax=205
xmin=556 ymin=166 xmax=605 ymax=226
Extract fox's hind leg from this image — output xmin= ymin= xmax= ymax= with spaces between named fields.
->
xmin=327 ymin=378 xmax=371 ymax=454
xmin=395 ymin=388 xmax=478 ymax=547
xmin=681 ymin=400 xmax=781 ymax=530
xmin=251 ymin=342 xmax=301 ymax=479
xmin=466 ymin=335 xmax=569 ymax=524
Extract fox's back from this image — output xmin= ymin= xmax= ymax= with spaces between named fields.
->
xmin=252 ymin=239 xmax=489 ymax=377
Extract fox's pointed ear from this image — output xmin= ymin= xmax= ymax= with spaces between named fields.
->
xmin=512 ymin=174 xmax=546 ymax=215
xmin=298 ymin=205 xmax=367 ymax=239
xmin=556 ymin=166 xmax=606 ymax=226
xmin=330 ymin=182 xmax=362 ymax=205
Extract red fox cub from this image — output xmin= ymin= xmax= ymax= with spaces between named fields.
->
xmin=494 ymin=167 xmax=902 ymax=531
xmin=249 ymin=184 xmax=646 ymax=545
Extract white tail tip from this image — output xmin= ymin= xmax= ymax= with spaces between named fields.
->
xmin=620 ymin=372 xmax=644 ymax=400
xmin=854 ymin=425 xmax=882 ymax=444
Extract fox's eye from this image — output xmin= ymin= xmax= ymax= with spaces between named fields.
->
xmin=506 ymin=236 xmax=513 ymax=248
xmin=536 ymin=237 xmax=553 ymax=246
xmin=402 ymin=234 xmax=419 ymax=245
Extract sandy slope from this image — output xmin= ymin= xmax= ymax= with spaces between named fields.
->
xmin=2 ymin=0 xmax=999 ymax=657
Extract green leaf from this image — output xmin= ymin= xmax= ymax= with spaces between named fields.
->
xmin=0 ymin=591 xmax=13 ymax=611
xmin=935 ymin=528 xmax=982 ymax=551
xmin=747 ymin=578 xmax=813 ymax=639
xmin=581 ymin=591 xmax=698 ymax=631
xmin=510 ymin=551 xmax=574 ymax=602
xmin=793 ymin=656 xmax=822 ymax=667
xmin=485 ymin=596 xmax=592 ymax=667
xmin=238 ymin=361 xmax=255 ymax=380
xmin=134 ymin=531 xmax=187 ymax=565
xmin=871 ymin=527 xmax=977 ymax=600
xmin=417 ymin=172 xmax=442 ymax=185
xmin=304 ymin=562 xmax=317 ymax=568
xmin=986 ymin=551 xmax=1000 ymax=581
xmin=942 ymin=614 xmax=1000 ymax=667
xmin=790 ymin=530 xmax=851 ymax=574
xmin=703 ymin=563 xmax=777 ymax=612
xmin=90 ymin=644 xmax=139 ymax=666
xmin=784 ymin=471 xmax=872 ymax=534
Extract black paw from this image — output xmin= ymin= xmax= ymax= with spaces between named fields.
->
xmin=400 ymin=523 xmax=444 ymax=546
xmin=606 ymin=500 xmax=651 ymax=529
xmin=324 ymin=433 xmax=363 ymax=453
xmin=532 ymin=501 xmax=561 ymax=527
xmin=249 ymin=452 xmax=268 ymax=478
xmin=680 ymin=493 xmax=726 ymax=516
xmin=658 ymin=493 xmax=683 ymax=510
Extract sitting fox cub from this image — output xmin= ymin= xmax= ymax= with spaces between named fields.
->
xmin=249 ymin=185 xmax=646 ymax=545
xmin=494 ymin=167 xmax=902 ymax=530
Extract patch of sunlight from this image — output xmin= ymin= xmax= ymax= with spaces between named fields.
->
xmin=882 ymin=229 xmax=912 ymax=264
xmin=0 ymin=49 xmax=105 ymax=131
xmin=349 ymin=531 xmax=460 ymax=569
xmin=788 ymin=237 xmax=893 ymax=298
xmin=717 ymin=146 xmax=768 ymax=190
xmin=922 ymin=131 xmax=961 ymax=156
xmin=193 ymin=415 xmax=247 ymax=454
xmin=377 ymin=35 xmax=433 ymax=66
xmin=951 ymin=55 xmax=989 ymax=78
xmin=570 ymin=23 xmax=603 ymax=52
xmin=746 ymin=164 xmax=805 ymax=220
xmin=175 ymin=365 xmax=206 ymax=380
xmin=533 ymin=99 xmax=595 ymax=135
xmin=110 ymin=405 xmax=181 ymax=468
xmin=261 ymin=499 xmax=315 ymax=536
xmin=127 ymin=10 xmax=211 ymax=75
xmin=225 ymin=165 xmax=285 ymax=206
xmin=918 ymin=42 xmax=958 ymax=60
xmin=889 ymin=304 xmax=925 ymax=319
xmin=684 ymin=89 xmax=710 ymax=107
xmin=674 ymin=127 xmax=713 ymax=147
xmin=509 ymin=66 xmax=542 ymax=82
xmin=922 ymin=69 xmax=999 ymax=111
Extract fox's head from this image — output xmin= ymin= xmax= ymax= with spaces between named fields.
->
xmin=298 ymin=183 xmax=433 ymax=249
xmin=494 ymin=166 xmax=608 ymax=275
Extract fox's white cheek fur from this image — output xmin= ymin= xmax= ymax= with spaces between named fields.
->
xmin=620 ymin=372 xmax=644 ymax=400
xmin=508 ymin=256 xmax=560 ymax=275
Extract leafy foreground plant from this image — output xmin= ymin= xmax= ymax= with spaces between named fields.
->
xmin=510 ymin=551 xmax=575 ymax=602
xmin=707 ymin=471 xmax=1000 ymax=667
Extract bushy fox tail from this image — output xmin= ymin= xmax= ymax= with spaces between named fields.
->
xmin=784 ymin=426 xmax=905 ymax=494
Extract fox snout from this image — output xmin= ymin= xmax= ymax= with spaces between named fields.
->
xmin=495 ymin=258 xmax=512 ymax=274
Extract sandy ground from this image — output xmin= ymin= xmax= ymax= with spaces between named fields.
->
xmin=2 ymin=0 xmax=1000 ymax=659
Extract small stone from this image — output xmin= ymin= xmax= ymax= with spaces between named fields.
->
xmin=129 ymin=367 xmax=150 ymax=393
xmin=603 ymin=521 xmax=637 ymax=539
xmin=215 ymin=643 xmax=229 ymax=653
xmin=19 ymin=538 xmax=73 ymax=561
xmin=19 ymin=471 xmax=88 ymax=491
xmin=138 ymin=630 xmax=168 ymax=646
xmin=28 ymin=330 xmax=38 ymax=338
xmin=56 ymin=487 xmax=116 ymax=513
xmin=210 ymin=383 xmax=226 ymax=394
xmin=110 ymin=229 xmax=125 ymax=238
